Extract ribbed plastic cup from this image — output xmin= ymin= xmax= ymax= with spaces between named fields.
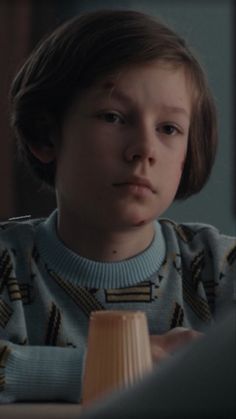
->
xmin=82 ymin=310 xmax=153 ymax=406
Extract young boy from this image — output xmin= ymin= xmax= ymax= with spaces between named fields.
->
xmin=0 ymin=9 xmax=235 ymax=404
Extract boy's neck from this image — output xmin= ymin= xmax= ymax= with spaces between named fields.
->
xmin=56 ymin=211 xmax=156 ymax=262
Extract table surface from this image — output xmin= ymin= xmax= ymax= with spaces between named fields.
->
xmin=0 ymin=403 xmax=82 ymax=419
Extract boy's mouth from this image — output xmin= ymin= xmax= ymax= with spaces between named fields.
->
xmin=113 ymin=177 xmax=156 ymax=194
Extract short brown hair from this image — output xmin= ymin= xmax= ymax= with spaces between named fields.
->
xmin=10 ymin=9 xmax=218 ymax=199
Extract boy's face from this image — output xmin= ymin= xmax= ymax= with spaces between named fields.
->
xmin=54 ymin=61 xmax=191 ymax=231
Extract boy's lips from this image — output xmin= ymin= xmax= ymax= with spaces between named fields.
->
xmin=113 ymin=177 xmax=156 ymax=193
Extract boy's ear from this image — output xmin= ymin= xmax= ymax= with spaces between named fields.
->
xmin=28 ymin=140 xmax=56 ymax=163
xmin=28 ymin=114 xmax=58 ymax=163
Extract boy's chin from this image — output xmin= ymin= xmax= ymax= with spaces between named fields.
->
xmin=117 ymin=212 xmax=157 ymax=229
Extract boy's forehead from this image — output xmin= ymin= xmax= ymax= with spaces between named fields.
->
xmin=91 ymin=61 xmax=191 ymax=94
xmin=87 ymin=76 xmax=125 ymax=103
xmin=93 ymin=75 xmax=122 ymax=95
xmin=90 ymin=65 xmax=151 ymax=100
xmin=89 ymin=64 xmax=193 ymax=106
xmin=91 ymin=62 xmax=158 ymax=95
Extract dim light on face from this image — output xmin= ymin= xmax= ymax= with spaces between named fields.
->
xmin=54 ymin=61 xmax=191 ymax=237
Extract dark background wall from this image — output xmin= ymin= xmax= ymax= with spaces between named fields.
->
xmin=0 ymin=0 xmax=235 ymax=235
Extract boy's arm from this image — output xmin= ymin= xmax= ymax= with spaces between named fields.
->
xmin=0 ymin=340 xmax=84 ymax=403
xmin=0 ymin=233 xmax=85 ymax=404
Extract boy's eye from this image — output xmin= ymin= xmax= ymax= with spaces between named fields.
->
xmin=97 ymin=111 xmax=125 ymax=124
xmin=157 ymin=124 xmax=180 ymax=136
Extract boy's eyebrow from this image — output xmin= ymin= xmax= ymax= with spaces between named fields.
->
xmin=161 ymin=105 xmax=190 ymax=119
xmin=97 ymin=82 xmax=190 ymax=119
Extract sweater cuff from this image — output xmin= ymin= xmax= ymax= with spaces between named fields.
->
xmin=3 ymin=343 xmax=84 ymax=403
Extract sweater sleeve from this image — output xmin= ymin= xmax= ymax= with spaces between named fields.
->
xmin=0 ymin=340 xmax=84 ymax=403
xmin=0 ymin=224 xmax=86 ymax=404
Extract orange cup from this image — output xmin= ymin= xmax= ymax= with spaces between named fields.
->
xmin=82 ymin=310 xmax=153 ymax=406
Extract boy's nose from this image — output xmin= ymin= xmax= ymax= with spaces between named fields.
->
xmin=123 ymin=125 xmax=157 ymax=165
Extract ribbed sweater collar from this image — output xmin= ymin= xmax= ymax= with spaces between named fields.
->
xmin=35 ymin=210 xmax=166 ymax=289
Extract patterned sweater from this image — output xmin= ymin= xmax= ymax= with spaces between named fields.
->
xmin=0 ymin=210 xmax=235 ymax=403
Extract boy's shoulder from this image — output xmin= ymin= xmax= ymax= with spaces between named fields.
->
xmin=0 ymin=215 xmax=45 ymax=250
xmin=159 ymin=218 xmax=236 ymax=246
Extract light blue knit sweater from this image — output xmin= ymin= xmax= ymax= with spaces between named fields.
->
xmin=0 ymin=210 xmax=235 ymax=403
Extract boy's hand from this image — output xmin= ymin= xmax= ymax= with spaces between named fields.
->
xmin=150 ymin=327 xmax=203 ymax=363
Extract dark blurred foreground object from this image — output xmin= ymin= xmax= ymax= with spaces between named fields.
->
xmin=80 ymin=307 xmax=236 ymax=419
